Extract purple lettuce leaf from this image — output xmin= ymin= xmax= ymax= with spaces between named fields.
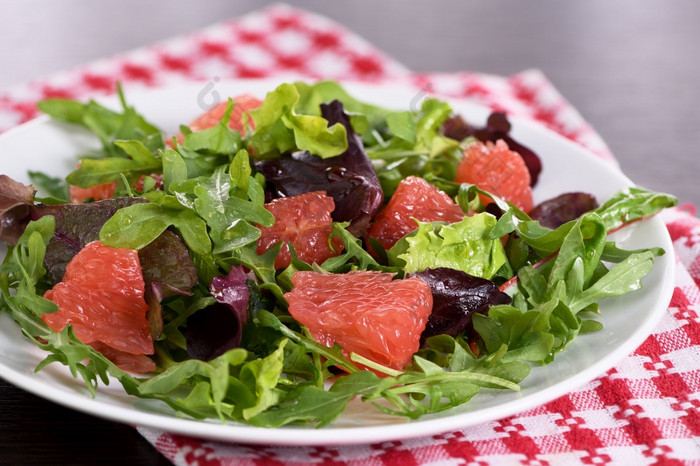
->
xmin=186 ymin=266 xmax=250 ymax=361
xmin=530 ymin=192 xmax=599 ymax=229
xmin=31 ymin=197 xmax=148 ymax=285
xmin=254 ymin=100 xmax=383 ymax=237
xmin=138 ymin=229 xmax=199 ymax=340
xmin=0 ymin=175 xmax=37 ymax=245
xmin=138 ymin=229 xmax=198 ymax=300
xmin=410 ymin=267 xmax=512 ymax=343
xmin=443 ymin=112 xmax=542 ymax=186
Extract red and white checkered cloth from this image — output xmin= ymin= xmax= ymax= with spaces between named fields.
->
xmin=2 ymin=4 xmax=698 ymax=465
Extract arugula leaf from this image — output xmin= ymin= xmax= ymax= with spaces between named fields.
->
xmin=548 ymin=213 xmax=606 ymax=290
xmin=38 ymin=85 xmax=163 ymax=156
xmin=360 ymin=353 xmax=526 ymax=419
xmin=250 ymin=334 xmax=529 ymax=426
xmin=231 ymin=244 xmax=286 ymax=301
xmin=249 ymin=383 xmax=357 ymax=428
xmin=601 ymin=241 xmax=665 ymax=263
xmin=594 ymin=187 xmax=677 ymax=231
xmin=182 ymin=99 xmax=242 ymax=155
xmin=473 ymin=302 xmax=559 ymax=363
xmin=191 ymin=165 xmax=272 ymax=228
xmin=366 ymin=98 xmax=462 ymax=197
xmin=161 ymin=149 xmax=188 ymax=192
xmin=568 ymin=251 xmax=655 ymax=313
xmin=28 ymin=171 xmax=69 ymax=203
xmin=139 ymin=348 xmax=248 ymax=420
xmin=321 ymin=222 xmax=386 ymax=273
xmin=255 ymin=310 xmax=359 ymax=374
xmin=36 ymin=98 xmax=85 ymax=124
xmin=99 ymin=201 xmax=211 ymax=256
xmin=386 ymin=111 xmax=417 ymax=144
xmin=66 ymin=140 xmax=162 ymax=188
xmin=167 ymin=158 xmax=272 ymax=255
xmin=2 ymin=216 xmax=55 ymax=294
xmin=229 ymin=149 xmax=251 ymax=199
xmin=239 ymin=340 xmax=286 ymax=419
xmin=479 ymin=214 xmax=661 ymax=366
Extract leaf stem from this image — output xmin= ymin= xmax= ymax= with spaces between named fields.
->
xmin=349 ymin=353 xmax=403 ymax=377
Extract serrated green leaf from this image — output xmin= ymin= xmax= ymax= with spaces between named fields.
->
xmin=388 ymin=214 xmax=506 ymax=279
xmin=240 ymin=341 xmax=286 ymax=420
xmin=249 ymin=83 xmax=348 ymax=158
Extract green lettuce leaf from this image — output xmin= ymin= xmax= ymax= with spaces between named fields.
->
xmin=388 ymin=214 xmax=508 ymax=278
xmin=248 ymin=83 xmax=347 ymax=158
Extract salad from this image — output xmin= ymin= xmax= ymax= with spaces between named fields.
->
xmin=0 ymin=80 xmax=677 ymax=428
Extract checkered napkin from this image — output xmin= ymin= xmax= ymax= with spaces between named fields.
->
xmin=2 ymin=4 xmax=698 ymax=465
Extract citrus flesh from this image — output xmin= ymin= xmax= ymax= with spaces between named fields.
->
xmin=257 ymin=191 xmax=344 ymax=269
xmin=189 ymin=94 xmax=262 ymax=135
xmin=456 ymin=139 xmax=533 ymax=213
xmin=367 ymin=176 xmax=465 ymax=252
xmin=285 ymin=270 xmax=433 ymax=370
xmin=43 ymin=241 xmax=154 ymax=372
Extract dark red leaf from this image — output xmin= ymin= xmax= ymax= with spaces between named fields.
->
xmin=530 ymin=192 xmax=599 ymax=229
xmin=411 ymin=267 xmax=511 ymax=343
xmin=186 ymin=266 xmax=250 ymax=361
xmin=0 ymin=175 xmax=37 ymax=245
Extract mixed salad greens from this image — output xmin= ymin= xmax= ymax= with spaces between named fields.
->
xmin=0 ymin=81 xmax=677 ymax=427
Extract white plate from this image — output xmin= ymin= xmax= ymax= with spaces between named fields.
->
xmin=0 ymin=78 xmax=675 ymax=446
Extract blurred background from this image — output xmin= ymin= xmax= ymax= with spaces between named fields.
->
xmin=1 ymin=0 xmax=698 ymax=206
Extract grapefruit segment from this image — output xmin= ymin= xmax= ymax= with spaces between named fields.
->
xmin=43 ymin=241 xmax=154 ymax=370
xmin=285 ymin=270 xmax=433 ymax=370
xmin=69 ymin=172 xmax=162 ymax=204
xmin=456 ymin=140 xmax=533 ymax=213
xmin=367 ymin=176 xmax=465 ymax=252
xmin=70 ymin=182 xmax=117 ymax=204
xmin=89 ymin=342 xmax=156 ymax=373
xmin=256 ymin=191 xmax=344 ymax=269
xmin=188 ymin=94 xmax=262 ymax=135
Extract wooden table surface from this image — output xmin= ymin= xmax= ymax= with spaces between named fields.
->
xmin=1 ymin=1 xmax=698 ymax=464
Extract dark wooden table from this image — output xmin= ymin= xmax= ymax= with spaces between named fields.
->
xmin=1 ymin=1 xmax=698 ymax=464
